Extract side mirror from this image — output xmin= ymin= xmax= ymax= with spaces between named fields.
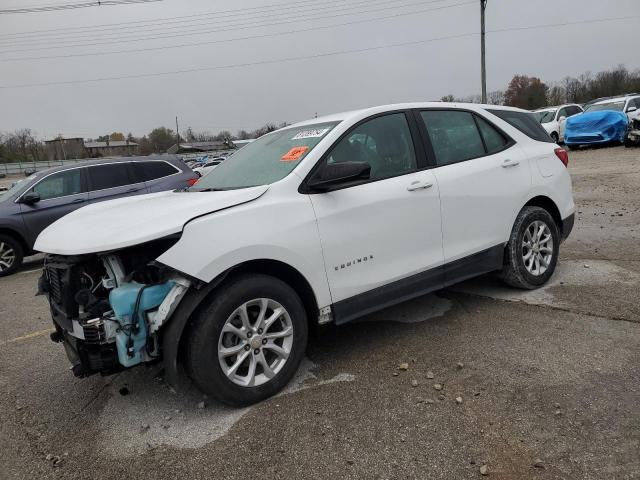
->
xmin=627 ymin=106 xmax=637 ymax=113
xmin=21 ymin=191 xmax=41 ymax=205
xmin=559 ymin=116 xmax=566 ymax=122
xmin=306 ymin=161 xmax=371 ymax=192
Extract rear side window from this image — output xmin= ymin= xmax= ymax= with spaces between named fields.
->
xmin=488 ymin=109 xmax=554 ymax=143
xmin=88 ymin=164 xmax=133 ymax=190
xmin=421 ymin=111 xmax=485 ymax=166
xmin=132 ymin=161 xmax=180 ymax=182
xmin=566 ymin=106 xmax=582 ymax=116
xmin=475 ymin=116 xmax=509 ymax=154
xmin=32 ymin=169 xmax=83 ymax=200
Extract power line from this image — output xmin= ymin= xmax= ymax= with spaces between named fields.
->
xmin=0 ymin=0 xmax=162 ymax=14
xmin=0 ymin=32 xmax=479 ymax=88
xmin=1 ymin=14 xmax=637 ymax=88
xmin=0 ymin=1 xmax=476 ymax=61
xmin=0 ymin=0 xmax=389 ymax=41
xmin=0 ymin=0 xmax=453 ymax=50
xmin=0 ymin=0 xmax=381 ymax=37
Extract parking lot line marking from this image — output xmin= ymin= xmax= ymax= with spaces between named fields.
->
xmin=1 ymin=328 xmax=54 ymax=346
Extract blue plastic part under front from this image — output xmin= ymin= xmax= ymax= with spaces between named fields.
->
xmin=109 ymin=281 xmax=174 ymax=368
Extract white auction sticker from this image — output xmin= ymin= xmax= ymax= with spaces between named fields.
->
xmin=291 ymin=128 xmax=330 ymax=140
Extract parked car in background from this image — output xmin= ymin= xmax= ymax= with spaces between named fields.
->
xmin=35 ymin=103 xmax=574 ymax=406
xmin=0 ymin=155 xmax=197 ymax=276
xmin=564 ymin=95 xmax=640 ymax=148
xmin=625 ymin=116 xmax=640 ymax=147
xmin=193 ymin=157 xmax=225 ymax=177
xmin=533 ymin=104 xmax=583 ymax=143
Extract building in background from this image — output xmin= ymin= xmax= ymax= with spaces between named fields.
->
xmin=44 ymin=137 xmax=138 ymax=161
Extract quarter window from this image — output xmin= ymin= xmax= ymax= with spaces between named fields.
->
xmin=488 ymin=109 xmax=555 ymax=143
xmin=87 ymin=164 xmax=133 ymax=191
xmin=132 ymin=161 xmax=179 ymax=182
xmin=32 ymin=169 xmax=83 ymax=201
xmin=324 ymin=113 xmax=417 ymax=181
xmin=420 ymin=111 xmax=485 ymax=166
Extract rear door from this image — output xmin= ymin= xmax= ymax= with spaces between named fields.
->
xmin=131 ymin=160 xmax=187 ymax=192
xmin=19 ymin=167 xmax=88 ymax=247
xmin=416 ymin=109 xmax=530 ymax=269
xmin=87 ymin=163 xmax=146 ymax=203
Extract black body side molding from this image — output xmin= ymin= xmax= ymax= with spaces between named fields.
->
xmin=332 ymin=244 xmax=504 ymax=325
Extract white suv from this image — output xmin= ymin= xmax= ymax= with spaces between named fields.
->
xmin=35 ymin=103 xmax=575 ymax=406
xmin=533 ymin=103 xmax=584 ymax=143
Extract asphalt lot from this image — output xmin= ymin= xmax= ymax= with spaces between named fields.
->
xmin=1 ymin=146 xmax=639 ymax=480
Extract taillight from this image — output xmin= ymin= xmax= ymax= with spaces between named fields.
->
xmin=186 ymin=177 xmax=198 ymax=186
xmin=554 ymin=147 xmax=569 ymax=167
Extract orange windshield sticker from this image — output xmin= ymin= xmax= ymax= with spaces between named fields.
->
xmin=281 ymin=146 xmax=309 ymax=162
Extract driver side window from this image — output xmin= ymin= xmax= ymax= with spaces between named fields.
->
xmin=325 ymin=113 xmax=417 ymax=181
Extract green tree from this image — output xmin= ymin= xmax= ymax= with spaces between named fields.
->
xmin=147 ymin=127 xmax=176 ymax=153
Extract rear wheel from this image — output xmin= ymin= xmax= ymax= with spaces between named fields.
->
xmin=186 ymin=274 xmax=308 ymax=406
xmin=500 ymin=207 xmax=560 ymax=289
xmin=0 ymin=234 xmax=24 ymax=277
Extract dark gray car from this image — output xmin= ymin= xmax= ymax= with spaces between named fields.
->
xmin=0 ymin=155 xmax=197 ymax=276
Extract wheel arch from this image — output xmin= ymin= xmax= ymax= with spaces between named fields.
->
xmin=523 ymin=195 xmax=563 ymax=232
xmin=162 ymin=258 xmax=319 ymax=390
xmin=0 ymin=227 xmax=29 ymax=254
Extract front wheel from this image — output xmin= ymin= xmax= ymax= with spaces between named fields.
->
xmin=551 ymin=132 xmax=559 ymax=144
xmin=500 ymin=207 xmax=560 ymax=289
xmin=186 ymin=274 xmax=308 ymax=406
xmin=0 ymin=234 xmax=24 ymax=277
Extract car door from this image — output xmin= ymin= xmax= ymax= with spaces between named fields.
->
xmin=306 ymin=112 xmax=444 ymax=314
xmin=86 ymin=162 xmax=146 ymax=203
xmin=18 ymin=167 xmax=88 ymax=247
xmin=417 ymin=109 xmax=530 ymax=272
xmin=131 ymin=160 xmax=184 ymax=192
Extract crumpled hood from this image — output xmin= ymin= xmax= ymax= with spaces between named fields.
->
xmin=35 ymin=186 xmax=269 ymax=255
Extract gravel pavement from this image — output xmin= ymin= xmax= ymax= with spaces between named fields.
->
xmin=0 ymin=146 xmax=638 ymax=480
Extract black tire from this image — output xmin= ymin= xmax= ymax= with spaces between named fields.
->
xmin=500 ymin=206 xmax=560 ymax=290
xmin=551 ymin=132 xmax=559 ymax=144
xmin=0 ymin=234 xmax=24 ymax=277
xmin=185 ymin=274 xmax=308 ymax=407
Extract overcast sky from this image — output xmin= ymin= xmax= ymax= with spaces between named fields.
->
xmin=0 ymin=0 xmax=637 ymax=139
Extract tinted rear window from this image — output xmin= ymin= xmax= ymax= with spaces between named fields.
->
xmin=132 ymin=161 xmax=180 ymax=182
xmin=87 ymin=163 xmax=133 ymax=190
xmin=487 ymin=109 xmax=554 ymax=143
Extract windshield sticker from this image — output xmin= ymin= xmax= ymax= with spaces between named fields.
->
xmin=291 ymin=128 xmax=330 ymax=140
xmin=281 ymin=146 xmax=309 ymax=162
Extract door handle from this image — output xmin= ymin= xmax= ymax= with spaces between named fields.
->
xmin=71 ymin=198 xmax=85 ymax=204
xmin=501 ymin=159 xmax=520 ymax=168
xmin=126 ymin=188 xmax=139 ymax=193
xmin=407 ymin=180 xmax=433 ymax=191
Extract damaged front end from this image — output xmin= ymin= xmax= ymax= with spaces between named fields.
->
xmin=40 ymin=237 xmax=191 ymax=378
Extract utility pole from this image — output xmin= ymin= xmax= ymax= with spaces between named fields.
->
xmin=175 ymin=116 xmax=180 ymax=144
xmin=480 ymin=0 xmax=487 ymax=103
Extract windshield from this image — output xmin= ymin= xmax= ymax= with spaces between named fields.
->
xmin=0 ymin=176 xmax=31 ymax=202
xmin=585 ymin=101 xmax=625 ymax=113
xmin=191 ymin=122 xmax=339 ymax=190
xmin=533 ymin=110 xmax=556 ymax=123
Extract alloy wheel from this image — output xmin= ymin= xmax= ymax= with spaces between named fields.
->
xmin=0 ymin=242 xmax=16 ymax=272
xmin=522 ymin=220 xmax=553 ymax=276
xmin=218 ymin=298 xmax=294 ymax=387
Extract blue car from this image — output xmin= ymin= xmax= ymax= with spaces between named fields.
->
xmin=564 ymin=97 xmax=634 ymax=149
